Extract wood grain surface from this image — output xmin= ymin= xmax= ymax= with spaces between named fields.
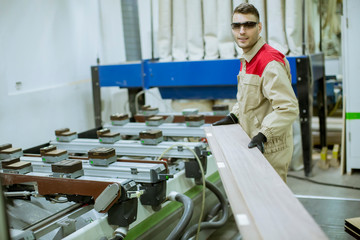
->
xmin=205 ymin=125 xmax=328 ymax=240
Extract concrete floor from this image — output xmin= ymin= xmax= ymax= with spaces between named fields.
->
xmin=208 ymin=151 xmax=360 ymax=240
xmin=287 ymin=155 xmax=360 ymax=240
xmin=288 ymin=150 xmax=360 ymax=199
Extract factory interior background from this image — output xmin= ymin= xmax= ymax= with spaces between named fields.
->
xmin=0 ymin=0 xmax=336 ymax=148
xmin=0 ymin=0 xmax=359 ymax=239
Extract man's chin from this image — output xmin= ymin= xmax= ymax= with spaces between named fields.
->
xmin=237 ymin=43 xmax=247 ymax=49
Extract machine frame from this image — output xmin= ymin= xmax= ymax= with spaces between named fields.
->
xmin=91 ymin=54 xmax=327 ymax=177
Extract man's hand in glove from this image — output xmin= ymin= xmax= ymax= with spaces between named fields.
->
xmin=212 ymin=113 xmax=238 ymax=126
xmin=248 ymin=132 xmax=267 ymax=153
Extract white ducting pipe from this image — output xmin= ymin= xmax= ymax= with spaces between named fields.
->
xmin=267 ymin=0 xmax=289 ymax=54
xmin=217 ymin=0 xmax=235 ymax=59
xmin=186 ymin=0 xmax=204 ymax=60
xmin=172 ymin=0 xmax=187 ymax=61
xmin=158 ymin=0 xmax=172 ymax=61
xmin=203 ymin=0 xmax=219 ymax=59
xmin=286 ymin=0 xmax=303 ymax=56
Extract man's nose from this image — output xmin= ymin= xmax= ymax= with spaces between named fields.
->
xmin=239 ymin=25 xmax=246 ymax=34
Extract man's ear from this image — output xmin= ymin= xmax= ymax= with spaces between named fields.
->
xmin=258 ymin=22 xmax=262 ymax=34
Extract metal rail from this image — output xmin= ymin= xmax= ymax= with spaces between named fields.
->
xmin=50 ymin=138 xmax=206 ymax=159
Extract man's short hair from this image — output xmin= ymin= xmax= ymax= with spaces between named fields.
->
xmin=233 ymin=3 xmax=260 ymax=22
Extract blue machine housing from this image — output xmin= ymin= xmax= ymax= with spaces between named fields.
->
xmin=97 ymin=57 xmax=302 ymax=99
xmin=99 ymin=62 xmax=143 ymax=88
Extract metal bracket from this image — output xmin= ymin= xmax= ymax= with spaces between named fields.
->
xmin=94 ymin=183 xmax=120 ymax=212
xmin=127 ymin=189 xmax=145 ymax=199
xmin=57 ymin=218 xmax=76 ymax=238
xmin=158 ymin=173 xmax=174 ymax=181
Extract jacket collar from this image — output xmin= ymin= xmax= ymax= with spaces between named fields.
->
xmin=240 ymin=36 xmax=266 ymax=63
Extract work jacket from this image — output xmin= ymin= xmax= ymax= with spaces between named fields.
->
xmin=231 ymin=37 xmax=299 ymax=154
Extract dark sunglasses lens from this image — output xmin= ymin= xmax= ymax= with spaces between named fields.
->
xmin=231 ymin=23 xmax=241 ymax=29
xmin=244 ymin=22 xmax=257 ymax=28
xmin=231 ymin=22 xmax=257 ymax=30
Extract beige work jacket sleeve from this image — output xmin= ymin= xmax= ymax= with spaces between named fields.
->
xmin=231 ymin=88 xmax=241 ymax=117
xmin=260 ymin=60 xmax=299 ymax=139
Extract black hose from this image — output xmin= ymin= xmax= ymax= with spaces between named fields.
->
xmin=166 ymin=192 xmax=194 ymax=240
xmin=205 ymin=202 xmax=221 ymax=221
xmin=181 ymin=180 xmax=229 ymax=240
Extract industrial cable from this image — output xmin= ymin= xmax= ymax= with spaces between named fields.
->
xmin=181 ymin=180 xmax=229 ymax=240
xmin=166 ymin=192 xmax=194 ymax=240
xmin=328 ymin=95 xmax=342 ymax=116
xmin=157 ymin=144 xmax=206 ymax=240
xmin=49 ymin=197 xmax=69 ymax=203
xmin=134 ymin=89 xmax=173 ymax=114
xmin=134 ymin=89 xmax=145 ymax=114
xmin=287 ymin=174 xmax=360 ymax=190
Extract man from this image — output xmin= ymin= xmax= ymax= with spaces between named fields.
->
xmin=213 ymin=3 xmax=299 ymax=182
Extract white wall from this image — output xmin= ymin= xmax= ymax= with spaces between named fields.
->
xmin=0 ymin=0 xmax=125 ymax=149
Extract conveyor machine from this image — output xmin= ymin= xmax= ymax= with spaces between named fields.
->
xmin=1 ymin=157 xmax=142 ymax=239
xmin=1 ymin=125 xmax=222 ymax=239
xmin=49 ymin=128 xmax=209 ymax=180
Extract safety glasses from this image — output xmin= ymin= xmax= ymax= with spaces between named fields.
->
xmin=231 ymin=21 xmax=258 ymax=31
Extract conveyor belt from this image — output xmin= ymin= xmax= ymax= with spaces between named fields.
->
xmin=21 ymin=156 xmax=167 ymax=183
xmin=50 ymin=138 xmax=206 ymax=159
xmin=103 ymin=122 xmax=209 ymax=137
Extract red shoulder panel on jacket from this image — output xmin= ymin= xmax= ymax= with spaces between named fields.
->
xmin=246 ymin=44 xmax=285 ymax=77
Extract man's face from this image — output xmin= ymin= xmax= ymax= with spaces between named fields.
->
xmin=232 ymin=13 xmax=262 ymax=53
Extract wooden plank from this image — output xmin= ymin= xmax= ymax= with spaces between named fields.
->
xmin=205 ymin=125 xmax=328 ymax=240
xmin=345 ymin=217 xmax=360 ymax=235
xmin=345 ymin=225 xmax=360 ymax=239
xmin=205 ymin=129 xmax=261 ymax=239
